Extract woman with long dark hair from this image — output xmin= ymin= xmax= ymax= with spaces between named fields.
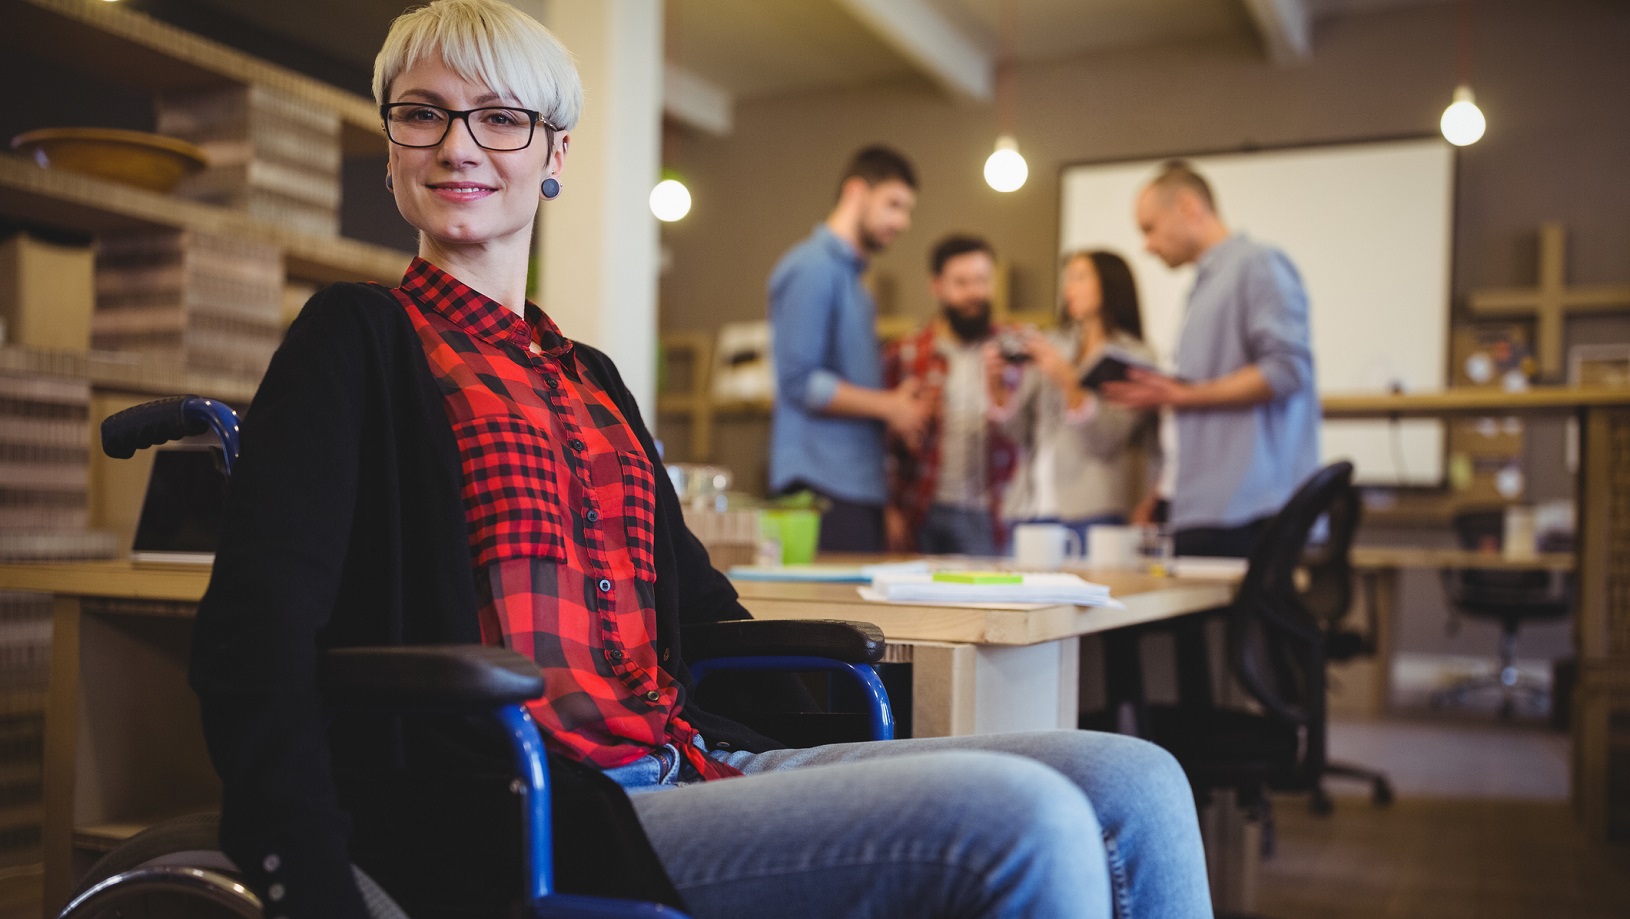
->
xmin=987 ymin=250 xmax=1160 ymax=546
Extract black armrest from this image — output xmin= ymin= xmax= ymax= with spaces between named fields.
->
xmin=320 ymin=645 xmax=544 ymax=711
xmin=682 ymin=620 xmax=885 ymax=664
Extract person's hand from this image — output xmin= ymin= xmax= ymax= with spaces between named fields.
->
xmin=884 ymin=506 xmax=915 ymax=554
xmin=885 ymin=377 xmax=931 ymax=448
xmin=1129 ymin=491 xmax=1160 ymax=526
xmin=1023 ymin=334 xmax=1077 ymax=392
xmin=1102 ymin=368 xmax=1187 ymax=411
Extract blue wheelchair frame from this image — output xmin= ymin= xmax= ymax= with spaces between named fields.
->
xmin=88 ymin=395 xmax=895 ymax=919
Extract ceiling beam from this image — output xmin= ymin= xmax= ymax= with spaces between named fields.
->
xmin=1242 ymin=0 xmax=1313 ymax=65
xmin=832 ymin=0 xmax=993 ymax=102
xmin=663 ymin=63 xmax=733 ymax=135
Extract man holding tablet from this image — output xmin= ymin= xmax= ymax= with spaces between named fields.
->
xmin=1104 ymin=160 xmax=1319 ymax=559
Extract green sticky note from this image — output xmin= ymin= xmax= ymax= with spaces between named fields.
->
xmin=932 ymin=571 xmax=1023 ymax=584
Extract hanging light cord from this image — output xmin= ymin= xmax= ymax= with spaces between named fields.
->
xmin=1456 ymin=0 xmax=1472 ymax=87
xmin=997 ymin=0 xmax=1017 ymax=138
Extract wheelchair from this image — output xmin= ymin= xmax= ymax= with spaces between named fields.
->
xmin=61 ymin=395 xmax=895 ymax=919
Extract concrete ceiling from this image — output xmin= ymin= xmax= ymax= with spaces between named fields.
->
xmin=170 ymin=0 xmax=1452 ymax=132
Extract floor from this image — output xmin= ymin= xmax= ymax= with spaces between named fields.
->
xmin=1254 ymin=716 xmax=1630 ymax=919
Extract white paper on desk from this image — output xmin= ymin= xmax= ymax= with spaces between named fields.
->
xmin=729 ymin=560 xmax=930 ymax=583
xmin=861 ymin=572 xmax=1125 ymax=608
xmin=1166 ymin=557 xmax=1249 ymax=579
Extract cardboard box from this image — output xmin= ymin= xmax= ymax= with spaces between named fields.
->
xmin=0 ymin=234 xmax=95 ymax=353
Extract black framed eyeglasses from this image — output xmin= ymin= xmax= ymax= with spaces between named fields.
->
xmin=380 ymin=103 xmax=559 ymax=152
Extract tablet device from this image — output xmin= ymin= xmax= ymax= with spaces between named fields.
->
xmin=130 ymin=446 xmax=229 ymax=565
xmin=1078 ymin=345 xmax=1162 ymax=391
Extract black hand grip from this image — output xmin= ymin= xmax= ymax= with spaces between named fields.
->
xmin=101 ymin=395 xmax=210 ymax=459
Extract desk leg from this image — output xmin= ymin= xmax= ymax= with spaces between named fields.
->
xmin=41 ymin=596 xmax=80 ymax=918
xmin=1201 ymin=789 xmax=1261 ymax=916
xmin=1371 ymin=568 xmax=1398 ymax=713
xmin=907 ymin=642 xmax=976 ymax=738
xmin=907 ymin=639 xmax=1081 ymax=738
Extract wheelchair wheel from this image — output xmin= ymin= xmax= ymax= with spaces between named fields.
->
xmin=60 ymin=812 xmax=408 ymax=919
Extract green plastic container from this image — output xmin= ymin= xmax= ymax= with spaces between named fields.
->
xmin=761 ymin=508 xmax=821 ymax=565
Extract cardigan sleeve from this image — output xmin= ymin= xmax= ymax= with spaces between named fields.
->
xmin=189 ymin=285 xmax=380 ymax=919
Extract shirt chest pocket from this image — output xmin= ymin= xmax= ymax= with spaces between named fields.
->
xmin=615 ymin=450 xmax=659 ymax=582
xmin=455 ymin=415 xmax=567 ymax=568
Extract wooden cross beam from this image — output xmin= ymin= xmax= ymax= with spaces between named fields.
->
xmin=1468 ymin=223 xmax=1630 ymax=381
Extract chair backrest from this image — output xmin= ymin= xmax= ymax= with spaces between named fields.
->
xmin=1298 ymin=475 xmax=1362 ymax=635
xmin=1227 ymin=461 xmax=1355 ymax=784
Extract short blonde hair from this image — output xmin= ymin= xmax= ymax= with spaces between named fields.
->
xmin=373 ymin=0 xmax=583 ymax=131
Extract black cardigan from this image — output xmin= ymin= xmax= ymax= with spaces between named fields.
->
xmin=190 ymin=282 xmax=778 ymax=917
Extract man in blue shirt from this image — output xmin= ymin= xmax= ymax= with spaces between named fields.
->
xmin=1105 ymin=160 xmax=1320 ymax=558
xmin=768 ymin=146 xmax=931 ymax=552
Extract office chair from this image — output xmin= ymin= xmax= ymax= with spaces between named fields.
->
xmin=1297 ymin=480 xmax=1393 ymax=811
xmin=1433 ymin=507 xmax=1572 ymax=720
xmin=62 ymin=396 xmax=896 ymax=918
xmin=1138 ymin=463 xmax=1353 ymax=846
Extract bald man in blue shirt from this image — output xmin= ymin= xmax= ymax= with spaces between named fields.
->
xmin=1105 ymin=159 xmax=1320 ymax=559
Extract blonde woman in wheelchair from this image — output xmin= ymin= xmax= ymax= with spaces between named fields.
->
xmin=78 ymin=2 xmax=1215 ymax=917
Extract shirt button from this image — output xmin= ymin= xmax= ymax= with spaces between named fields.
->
xmin=598 ymin=578 xmax=612 ymax=593
xmin=608 ymin=649 xmax=624 ymax=661
xmin=644 ymin=690 xmax=661 ymax=703
xmin=268 ymin=883 xmax=286 ymax=902
xmin=571 ymin=439 xmax=585 ymax=451
xmin=262 ymin=854 xmax=281 ymax=873
xmin=546 ymin=376 xmax=559 ymax=388
xmin=586 ymin=509 xmax=599 ymax=522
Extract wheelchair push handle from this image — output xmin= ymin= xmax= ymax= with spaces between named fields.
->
xmin=101 ymin=394 xmax=241 ymax=474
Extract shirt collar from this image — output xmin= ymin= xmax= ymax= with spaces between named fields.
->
xmin=1195 ymin=232 xmax=1247 ymax=278
xmin=814 ymin=223 xmax=867 ymax=271
xmin=398 ymin=257 xmax=573 ymax=358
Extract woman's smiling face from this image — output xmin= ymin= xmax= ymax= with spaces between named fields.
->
xmin=385 ymin=56 xmax=564 ymax=253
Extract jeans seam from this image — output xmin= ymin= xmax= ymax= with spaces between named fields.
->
xmin=1103 ymin=827 xmax=1132 ymax=919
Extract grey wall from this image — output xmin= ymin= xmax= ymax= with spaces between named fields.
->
xmin=656 ymin=0 xmax=1629 ymax=664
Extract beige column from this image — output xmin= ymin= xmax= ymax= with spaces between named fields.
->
xmin=520 ymin=0 xmax=663 ymax=416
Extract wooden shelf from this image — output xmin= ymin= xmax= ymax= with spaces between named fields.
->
xmin=1322 ymin=386 xmax=1630 ymax=418
xmin=0 ymin=156 xmax=410 ymax=287
xmin=0 ymin=346 xmax=260 ymax=402
xmin=5 ymin=0 xmax=385 ymax=155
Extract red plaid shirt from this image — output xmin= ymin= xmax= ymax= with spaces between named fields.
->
xmin=883 ymin=322 xmax=1017 ymax=548
xmin=394 ymin=258 xmax=736 ymax=781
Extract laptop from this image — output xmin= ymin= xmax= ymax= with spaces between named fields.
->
xmin=129 ymin=446 xmax=229 ymax=566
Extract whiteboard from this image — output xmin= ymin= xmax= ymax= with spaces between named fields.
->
xmin=1059 ymin=138 xmax=1454 ymax=485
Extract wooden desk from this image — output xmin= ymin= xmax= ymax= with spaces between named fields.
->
xmin=1326 ymin=387 xmax=1630 ymax=839
xmin=6 ymin=559 xmax=1234 ymax=915
xmin=0 ymin=561 xmax=212 ymax=915
xmin=732 ymin=569 xmax=1235 ymax=738
xmin=1344 ymin=547 xmax=1576 ymax=716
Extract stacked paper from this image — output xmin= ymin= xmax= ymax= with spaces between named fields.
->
xmin=865 ymin=572 xmax=1123 ymax=608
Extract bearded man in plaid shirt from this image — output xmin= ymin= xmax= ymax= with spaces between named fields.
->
xmin=883 ymin=234 xmax=1018 ymax=555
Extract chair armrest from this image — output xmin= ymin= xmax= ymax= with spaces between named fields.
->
xmin=683 ymin=620 xmax=885 ymax=664
xmin=320 ymin=645 xmax=545 ymax=711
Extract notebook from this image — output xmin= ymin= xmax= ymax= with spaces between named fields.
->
xmin=129 ymin=447 xmax=228 ymax=565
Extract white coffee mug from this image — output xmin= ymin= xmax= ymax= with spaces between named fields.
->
xmin=1087 ymin=524 xmax=1142 ymax=569
xmin=1013 ymin=523 xmax=1082 ymax=570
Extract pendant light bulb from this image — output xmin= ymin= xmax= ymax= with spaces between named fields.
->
xmin=1440 ymin=85 xmax=1486 ymax=147
xmin=984 ymin=135 xmax=1028 ymax=193
xmin=649 ymin=177 xmax=692 ymax=223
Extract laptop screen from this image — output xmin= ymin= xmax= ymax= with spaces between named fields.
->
xmin=130 ymin=447 xmax=228 ymax=563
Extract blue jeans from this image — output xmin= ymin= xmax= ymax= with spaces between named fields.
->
xmin=615 ymin=730 xmax=1212 ymax=919
xmin=920 ymin=504 xmax=1000 ymax=556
